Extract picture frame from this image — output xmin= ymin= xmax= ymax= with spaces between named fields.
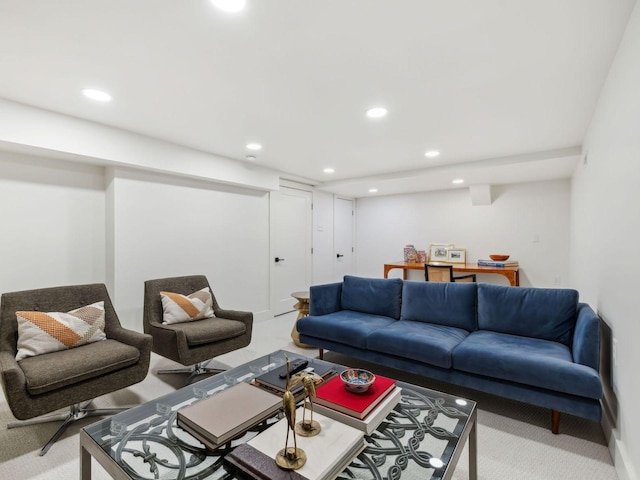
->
xmin=428 ymin=243 xmax=454 ymax=263
xmin=447 ymin=248 xmax=466 ymax=264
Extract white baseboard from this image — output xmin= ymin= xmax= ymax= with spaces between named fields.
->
xmin=610 ymin=432 xmax=638 ymax=480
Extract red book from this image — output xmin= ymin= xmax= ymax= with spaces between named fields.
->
xmin=314 ymin=374 xmax=396 ymax=419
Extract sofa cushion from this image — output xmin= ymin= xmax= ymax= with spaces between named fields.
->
xmin=367 ymin=320 xmax=470 ymax=369
xmin=297 ymin=311 xmax=396 ymax=349
xmin=452 ymin=331 xmax=602 ymax=399
xmin=477 ymin=284 xmax=578 ymax=346
xmin=19 ymin=339 xmax=140 ymax=395
xmin=341 ymin=276 xmax=403 ymax=319
xmin=401 ymin=281 xmax=477 ymax=331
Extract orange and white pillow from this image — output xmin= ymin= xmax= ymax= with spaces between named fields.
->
xmin=15 ymin=301 xmax=107 ymax=361
xmin=160 ymin=287 xmax=214 ymax=324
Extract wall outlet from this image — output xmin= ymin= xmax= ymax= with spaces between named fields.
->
xmin=533 ymin=234 xmax=540 ymax=243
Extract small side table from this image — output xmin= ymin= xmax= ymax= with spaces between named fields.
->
xmin=290 ymin=291 xmax=313 ymax=348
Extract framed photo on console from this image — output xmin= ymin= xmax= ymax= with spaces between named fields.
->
xmin=428 ymin=243 xmax=454 ymax=262
xmin=447 ymin=248 xmax=466 ymax=264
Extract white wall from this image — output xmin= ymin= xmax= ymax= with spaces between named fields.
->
xmin=312 ymin=190 xmax=337 ymax=286
xmin=570 ymin=3 xmax=640 ymax=479
xmin=106 ymin=168 xmax=270 ymax=331
xmin=356 ymin=179 xmax=571 ymax=288
xmin=0 ymin=151 xmax=105 ymax=293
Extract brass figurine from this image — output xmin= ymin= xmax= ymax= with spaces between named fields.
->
xmin=275 ymin=354 xmax=306 ymax=470
xmin=291 ymin=371 xmax=323 ymax=437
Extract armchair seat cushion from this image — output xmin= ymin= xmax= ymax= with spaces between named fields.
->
xmin=170 ymin=317 xmax=247 ymax=346
xmin=367 ymin=320 xmax=469 ymax=369
xmin=19 ymin=339 xmax=140 ymax=395
xmin=452 ymin=331 xmax=603 ymax=399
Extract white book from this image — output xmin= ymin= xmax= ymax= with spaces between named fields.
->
xmin=308 ymin=386 xmax=402 ymax=435
xmin=247 ymin=407 xmax=365 ymax=480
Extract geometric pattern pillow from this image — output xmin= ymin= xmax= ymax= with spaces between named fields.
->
xmin=160 ymin=287 xmax=214 ymax=325
xmin=15 ymin=301 xmax=107 ymax=361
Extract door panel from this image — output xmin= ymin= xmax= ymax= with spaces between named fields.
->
xmin=270 ymin=187 xmax=312 ymax=316
xmin=334 ymin=197 xmax=354 ymax=281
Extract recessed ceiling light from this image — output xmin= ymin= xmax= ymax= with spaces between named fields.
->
xmin=210 ymin=0 xmax=246 ymax=13
xmin=246 ymin=143 xmax=262 ymax=151
xmin=82 ymin=88 xmax=112 ymax=102
xmin=368 ymin=188 xmax=378 ymax=193
xmin=245 ymin=155 xmax=256 ymax=161
xmin=366 ymin=107 xmax=388 ymax=119
xmin=452 ymin=178 xmax=464 ymax=184
xmin=424 ymin=150 xmax=440 ymax=158
xmin=323 ymin=168 xmax=335 ymax=174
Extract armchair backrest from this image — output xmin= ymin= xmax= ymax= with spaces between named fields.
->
xmin=143 ymin=275 xmax=218 ymax=332
xmin=0 ymin=283 xmax=121 ymax=354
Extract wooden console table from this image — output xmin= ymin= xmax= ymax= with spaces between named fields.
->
xmin=384 ymin=261 xmax=520 ymax=286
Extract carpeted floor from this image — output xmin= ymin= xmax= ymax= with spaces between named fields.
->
xmin=0 ymin=312 xmax=616 ymax=479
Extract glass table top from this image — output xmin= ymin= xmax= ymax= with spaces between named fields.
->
xmin=82 ymin=350 xmax=476 ymax=480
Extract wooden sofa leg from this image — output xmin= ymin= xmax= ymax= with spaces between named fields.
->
xmin=318 ymin=348 xmax=324 ymax=360
xmin=551 ymin=410 xmax=560 ymax=434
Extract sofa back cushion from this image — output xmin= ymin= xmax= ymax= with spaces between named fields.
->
xmin=401 ymin=281 xmax=477 ymax=331
xmin=341 ymin=276 xmax=403 ymax=319
xmin=477 ymin=283 xmax=578 ymax=346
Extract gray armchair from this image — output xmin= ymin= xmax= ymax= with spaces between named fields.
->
xmin=143 ymin=275 xmax=253 ymax=386
xmin=0 ymin=283 xmax=152 ymax=455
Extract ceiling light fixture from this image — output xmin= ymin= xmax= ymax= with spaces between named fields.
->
xmin=210 ymin=0 xmax=246 ymax=13
xmin=424 ymin=150 xmax=440 ymax=158
xmin=323 ymin=168 xmax=335 ymax=174
xmin=452 ymin=178 xmax=464 ymax=184
xmin=245 ymin=155 xmax=256 ymax=161
xmin=246 ymin=143 xmax=262 ymax=151
xmin=368 ymin=188 xmax=378 ymax=193
xmin=366 ymin=107 xmax=388 ymax=119
xmin=82 ymin=88 xmax=112 ymax=102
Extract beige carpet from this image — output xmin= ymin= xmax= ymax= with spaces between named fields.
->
xmin=0 ymin=312 xmax=616 ymax=479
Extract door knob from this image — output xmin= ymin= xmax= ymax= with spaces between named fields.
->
xmin=336 ymin=254 xmax=344 ymax=258
xmin=275 ymin=257 xmax=285 ymax=262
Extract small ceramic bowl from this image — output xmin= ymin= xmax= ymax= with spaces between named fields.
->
xmin=340 ymin=368 xmax=376 ymax=393
xmin=489 ymin=254 xmax=510 ymax=261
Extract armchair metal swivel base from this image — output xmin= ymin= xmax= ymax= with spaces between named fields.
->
xmin=157 ymin=359 xmax=225 ymax=386
xmin=7 ymin=401 xmax=128 ymax=456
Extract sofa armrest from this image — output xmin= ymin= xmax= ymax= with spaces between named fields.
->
xmin=572 ymin=303 xmax=600 ymax=370
xmin=309 ymin=282 xmax=343 ymax=316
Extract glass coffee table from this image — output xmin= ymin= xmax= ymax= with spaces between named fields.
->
xmin=81 ymin=350 xmax=477 ymax=480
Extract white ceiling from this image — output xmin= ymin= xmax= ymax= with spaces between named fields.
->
xmin=0 ymin=0 xmax=635 ymax=197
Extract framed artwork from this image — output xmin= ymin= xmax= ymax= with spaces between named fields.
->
xmin=428 ymin=243 xmax=454 ymax=263
xmin=447 ymin=248 xmax=466 ymax=264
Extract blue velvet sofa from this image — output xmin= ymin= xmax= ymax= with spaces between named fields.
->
xmin=297 ymin=276 xmax=602 ymax=433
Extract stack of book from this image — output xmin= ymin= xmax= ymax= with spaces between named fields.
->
xmin=477 ymin=259 xmax=519 ymax=267
xmin=310 ymin=374 xmax=401 ymax=435
xmin=177 ymin=382 xmax=281 ymax=451
xmin=252 ymin=360 xmax=336 ymax=399
xmin=225 ymin=407 xmax=365 ymax=480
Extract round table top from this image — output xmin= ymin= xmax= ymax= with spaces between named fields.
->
xmin=291 ymin=291 xmax=310 ymax=300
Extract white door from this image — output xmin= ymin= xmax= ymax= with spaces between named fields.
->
xmin=270 ymin=187 xmax=313 ymax=316
xmin=334 ymin=197 xmax=355 ymax=281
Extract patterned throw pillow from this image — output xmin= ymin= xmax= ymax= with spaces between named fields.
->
xmin=15 ymin=301 xmax=107 ymax=361
xmin=160 ymin=287 xmax=214 ymax=324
